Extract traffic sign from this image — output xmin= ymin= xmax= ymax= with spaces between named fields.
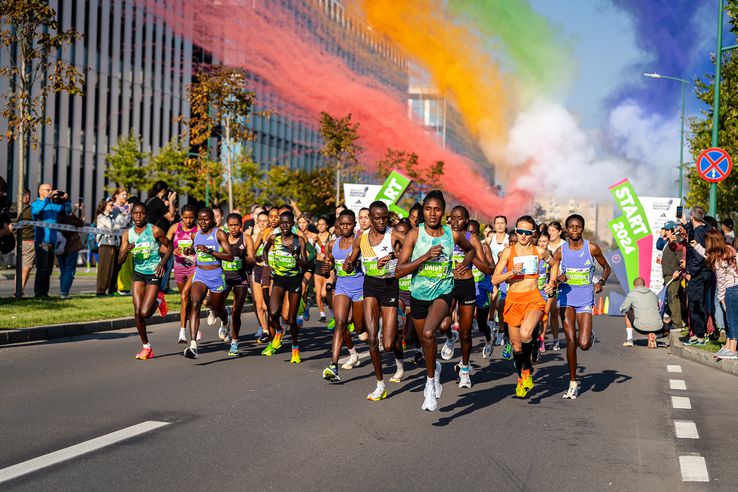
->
xmin=696 ymin=147 xmax=733 ymax=183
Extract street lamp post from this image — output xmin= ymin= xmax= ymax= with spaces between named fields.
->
xmin=643 ymin=72 xmax=689 ymax=204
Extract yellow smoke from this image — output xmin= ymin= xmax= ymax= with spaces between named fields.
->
xmin=351 ymin=0 xmax=513 ymax=146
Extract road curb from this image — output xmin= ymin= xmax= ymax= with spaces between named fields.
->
xmin=669 ymin=331 xmax=738 ymax=376
xmin=0 ymin=304 xmax=255 ymax=346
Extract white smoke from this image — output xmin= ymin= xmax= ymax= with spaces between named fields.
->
xmin=497 ymin=98 xmax=681 ymax=200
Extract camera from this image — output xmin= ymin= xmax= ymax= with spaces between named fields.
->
xmin=51 ymin=191 xmax=68 ymax=204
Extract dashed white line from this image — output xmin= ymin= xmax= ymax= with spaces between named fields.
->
xmin=667 ymin=364 xmax=682 ymax=373
xmin=671 ymin=396 xmax=692 ymax=409
xmin=679 ymin=456 xmax=709 ymax=482
xmin=669 ymin=379 xmax=687 ymax=390
xmin=674 ymin=420 xmax=700 ymax=439
xmin=0 ymin=421 xmax=170 ymax=484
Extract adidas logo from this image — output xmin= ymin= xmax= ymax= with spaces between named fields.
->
xmin=585 ymin=259 xmax=592 ymax=266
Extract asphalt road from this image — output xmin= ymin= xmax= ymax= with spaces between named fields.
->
xmin=1 ymin=312 xmax=736 ymax=490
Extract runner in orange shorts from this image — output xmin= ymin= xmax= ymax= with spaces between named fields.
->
xmin=492 ymin=215 xmax=558 ymax=398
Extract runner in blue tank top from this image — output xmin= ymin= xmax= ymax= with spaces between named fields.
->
xmin=396 ymin=191 xmax=475 ymax=412
xmin=118 ymin=202 xmax=172 ymax=360
xmin=552 ymin=214 xmax=611 ymax=399
xmin=439 ymin=206 xmax=494 ymax=390
xmin=322 ymin=209 xmax=364 ymax=382
xmin=184 ymin=208 xmax=234 ymax=359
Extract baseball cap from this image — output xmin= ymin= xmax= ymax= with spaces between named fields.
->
xmin=664 ymin=221 xmax=677 ymax=230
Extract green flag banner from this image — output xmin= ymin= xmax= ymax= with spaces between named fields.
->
xmin=375 ymin=170 xmax=411 ymax=209
xmin=608 ymin=216 xmax=639 ymax=287
xmin=608 ymin=179 xmax=651 ymax=240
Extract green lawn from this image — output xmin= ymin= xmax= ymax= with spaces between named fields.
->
xmin=679 ymin=327 xmax=723 ymax=353
xmin=0 ymin=293 xmax=183 ymax=330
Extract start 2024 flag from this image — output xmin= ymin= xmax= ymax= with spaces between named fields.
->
xmin=608 ymin=179 xmax=653 ymax=289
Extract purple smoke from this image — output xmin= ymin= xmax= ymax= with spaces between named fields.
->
xmin=608 ymin=0 xmax=707 ymax=113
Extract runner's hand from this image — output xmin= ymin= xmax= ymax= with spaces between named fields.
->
xmin=594 ymin=279 xmax=604 ymax=294
xmin=155 ymin=261 xmax=165 ymax=278
xmin=556 ymin=273 xmax=568 ymax=283
xmin=126 ymin=241 xmax=137 ymax=253
xmin=377 ymin=254 xmax=393 ymax=268
xmin=512 ymin=262 xmax=524 ymax=275
xmin=544 ymin=282 xmax=555 ymax=296
xmin=195 ymin=244 xmax=209 ymax=253
xmin=343 ymin=260 xmax=354 ymax=274
xmin=322 ymin=261 xmax=332 ymax=274
xmin=672 ymin=271 xmax=680 ymax=280
xmin=454 ymin=261 xmax=468 ymax=275
xmin=424 ymin=245 xmax=443 ymax=260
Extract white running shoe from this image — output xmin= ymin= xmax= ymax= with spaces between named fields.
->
xmin=459 ymin=368 xmax=472 ymax=389
xmin=434 ymin=360 xmax=443 ymax=399
xmin=341 ymin=356 xmax=361 ymax=370
xmin=218 ymin=323 xmax=228 ymax=341
xmin=622 ymin=339 xmax=634 ymax=347
xmin=367 ymin=385 xmax=387 ymax=401
xmin=422 ymin=380 xmax=438 ymax=411
xmin=184 ymin=346 xmax=199 ymax=359
xmin=563 ymin=384 xmax=579 ymax=400
xmin=390 ymin=368 xmax=405 ymax=382
xmin=206 ymin=309 xmax=217 ymax=326
xmin=441 ymin=330 xmax=458 ymax=360
xmin=494 ymin=332 xmax=504 ymax=346
xmin=482 ymin=338 xmax=494 ymax=359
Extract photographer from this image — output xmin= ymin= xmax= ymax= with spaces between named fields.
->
xmin=680 ymin=206 xmax=713 ymax=345
xmin=31 ymin=183 xmax=71 ymax=298
xmin=660 ymin=221 xmax=686 ymax=329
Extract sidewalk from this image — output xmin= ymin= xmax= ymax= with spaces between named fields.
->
xmin=0 ymin=305 xmax=254 ymax=346
xmin=669 ymin=331 xmax=738 ymax=376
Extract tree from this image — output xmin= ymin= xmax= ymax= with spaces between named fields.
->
xmin=147 ymin=139 xmax=196 ymax=197
xmin=105 ymin=132 xmax=149 ymax=194
xmin=262 ymin=165 xmax=301 ymax=205
xmin=0 ymin=0 xmax=84 ymax=217
xmin=375 ymin=148 xmax=446 ymax=210
xmin=318 ymin=112 xmax=363 ymax=206
xmin=183 ymin=65 xmax=257 ymax=211
xmin=232 ymin=150 xmax=264 ymax=209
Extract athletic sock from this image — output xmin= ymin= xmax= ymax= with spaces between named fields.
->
xmin=395 ymin=358 xmax=404 ymax=371
xmin=349 ymin=347 xmax=358 ymax=358
xmin=292 ymin=345 xmax=299 ymax=350
xmin=320 ymin=311 xmax=326 ymax=318
xmin=521 ymin=341 xmax=533 ymax=371
xmin=143 ymin=343 xmax=151 ymax=349
xmin=512 ymin=351 xmax=524 ymax=377
xmin=190 ymin=340 xmax=197 ymax=349
xmin=626 ymin=327 xmax=634 ymax=341
xmin=427 ymin=376 xmax=435 ymax=385
xmin=461 ymin=364 xmax=470 ymax=373
xmin=377 ymin=380 xmax=386 ymax=391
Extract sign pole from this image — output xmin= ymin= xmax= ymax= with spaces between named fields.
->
xmin=710 ymin=0 xmax=725 ymax=216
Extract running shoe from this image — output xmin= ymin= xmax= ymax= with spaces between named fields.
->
xmin=521 ymin=369 xmax=534 ymax=392
xmin=533 ymin=351 xmax=542 ymax=365
xmin=272 ymin=331 xmax=283 ymax=350
xmin=207 ymin=309 xmax=217 ymax=326
xmin=515 ymin=377 xmax=525 ymax=398
xmin=218 ymin=323 xmax=228 ymax=341
xmin=458 ymin=367 xmax=472 ymax=389
xmin=622 ymin=339 xmax=634 ymax=347
xmin=227 ymin=341 xmax=239 ymax=357
xmin=290 ymin=348 xmax=302 ymax=364
xmin=552 ymin=340 xmax=561 ymax=351
xmin=178 ymin=329 xmax=187 ymax=344
xmin=327 ymin=318 xmax=336 ymax=331
xmin=257 ymin=334 xmax=270 ymax=345
xmin=441 ymin=330 xmax=458 ymax=360
xmin=261 ymin=343 xmax=276 ymax=357
xmin=494 ymin=332 xmax=504 ymax=346
xmin=501 ymin=342 xmax=513 ymax=360
xmin=135 ymin=347 xmax=154 ymax=360
xmin=303 ymin=301 xmax=311 ymax=321
xmin=367 ymin=386 xmax=387 ymax=401
xmin=254 ymin=327 xmax=264 ymax=339
xmin=341 ymin=355 xmax=361 ymax=369
xmin=538 ymin=337 xmax=546 ymax=354
xmin=421 ymin=381 xmax=438 ymax=411
xmin=319 ymin=314 xmax=327 ymax=323
xmin=297 ymin=315 xmax=304 ymax=327
xmin=390 ymin=368 xmax=405 ymax=382
xmin=323 ymin=364 xmax=340 ymax=382
xmin=412 ymin=351 xmax=424 ymax=366
xmin=184 ymin=346 xmax=199 ymax=359
xmin=156 ymin=292 xmax=168 ymax=317
xmin=358 ymin=331 xmax=369 ymax=342
xmin=434 ymin=360 xmax=443 ymax=399
xmin=562 ymin=384 xmax=579 ymax=400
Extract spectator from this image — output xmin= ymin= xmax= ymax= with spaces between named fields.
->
xmin=111 ymin=189 xmax=133 ymax=296
xmin=620 ymin=277 xmax=666 ymax=349
xmin=9 ymin=189 xmax=34 ymax=295
xmin=111 ymin=188 xmax=130 ymax=220
xmin=660 ymin=221 xmax=685 ymax=329
xmin=56 ymin=208 xmax=84 ymax=299
xmin=692 ymin=229 xmax=738 ymax=359
xmin=682 ymin=206 xmax=713 ymax=346
xmin=145 ymin=181 xmax=176 ymax=232
xmin=95 ymin=199 xmax=127 ymax=296
xmin=0 ymin=177 xmax=14 ymax=254
xmin=31 ymin=183 xmax=70 ymax=298
xmin=722 ymin=218 xmax=735 ymax=244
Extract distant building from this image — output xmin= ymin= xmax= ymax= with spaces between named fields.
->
xmin=535 ymin=194 xmax=614 ymax=244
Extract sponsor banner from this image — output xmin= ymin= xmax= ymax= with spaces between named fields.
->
xmin=343 ymin=184 xmax=381 ymax=214
xmin=640 ymin=196 xmax=679 ymax=293
xmin=608 ymin=178 xmax=654 ymax=287
xmin=375 ymin=170 xmax=411 ymax=208
xmin=16 ymin=220 xmax=124 ymax=236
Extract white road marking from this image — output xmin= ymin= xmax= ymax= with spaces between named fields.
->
xmin=679 ymin=456 xmax=709 ymax=482
xmin=667 ymin=364 xmax=682 ymax=373
xmin=671 ymin=396 xmax=692 ymax=409
xmin=0 ymin=421 xmax=170 ymax=484
xmin=674 ymin=420 xmax=699 ymax=439
xmin=669 ymin=379 xmax=687 ymax=390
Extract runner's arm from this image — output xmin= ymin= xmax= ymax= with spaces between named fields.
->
xmin=296 ymin=237 xmax=309 ymax=271
xmin=243 ymin=235 xmax=256 ymax=267
xmin=263 ymin=236 xmax=275 ymax=268
xmin=342 ymin=234 xmax=362 ymax=273
xmin=323 ymin=239 xmax=335 ymax=275
xmin=152 ymin=225 xmax=173 ymax=277
xmin=590 ymin=242 xmax=610 ymax=293
xmin=553 ymin=247 xmax=566 ymax=283
xmin=117 ymin=230 xmax=133 ymax=264
xmin=470 ymin=234 xmax=493 ymax=274
xmin=491 ymin=247 xmax=514 ymax=286
xmin=211 ymin=229 xmax=234 ymax=262
xmin=546 ymin=251 xmax=560 ymax=294
xmin=395 ymin=228 xmax=430 ymax=278
xmin=452 ymin=230 xmax=476 ymax=275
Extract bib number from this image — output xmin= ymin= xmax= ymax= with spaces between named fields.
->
xmin=399 ymin=275 xmax=411 ymax=291
xmin=418 ymin=259 xmax=450 ymax=279
xmin=223 ymin=257 xmax=243 ymax=272
xmin=197 ymin=250 xmax=217 ymax=263
xmin=513 ymin=255 xmax=538 ymax=275
xmin=132 ymin=242 xmax=151 ymax=261
xmin=565 ymin=267 xmax=591 ymax=286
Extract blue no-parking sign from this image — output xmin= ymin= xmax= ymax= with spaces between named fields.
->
xmin=696 ymin=147 xmax=733 ymax=183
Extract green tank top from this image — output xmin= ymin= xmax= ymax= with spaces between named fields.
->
xmin=410 ymin=225 xmax=454 ymax=301
xmin=128 ymin=224 xmax=161 ymax=275
xmin=270 ymin=233 xmax=300 ymax=277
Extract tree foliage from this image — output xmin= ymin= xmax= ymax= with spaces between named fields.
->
xmin=0 ymin=0 xmax=84 ymax=216
xmin=318 ymin=112 xmax=363 ymax=205
xmin=375 ymin=148 xmax=445 ymax=210
xmin=232 ymin=151 xmax=264 ymax=209
xmin=104 ymin=132 xmax=149 ymax=194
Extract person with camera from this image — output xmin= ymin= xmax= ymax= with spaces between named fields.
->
xmin=680 ymin=206 xmax=713 ymax=346
xmin=659 ymin=221 xmax=686 ymax=330
xmin=30 ymin=183 xmax=71 ymax=298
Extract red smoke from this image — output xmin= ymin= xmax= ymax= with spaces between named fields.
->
xmin=144 ymin=0 xmax=532 ymax=217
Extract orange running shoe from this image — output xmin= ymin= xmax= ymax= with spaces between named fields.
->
xmin=135 ymin=347 xmax=154 ymax=360
xmin=157 ymin=291 xmax=168 ymax=317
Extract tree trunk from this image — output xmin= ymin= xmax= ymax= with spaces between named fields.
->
xmin=335 ymin=161 xmax=340 ymax=207
xmin=225 ymin=117 xmax=233 ymax=211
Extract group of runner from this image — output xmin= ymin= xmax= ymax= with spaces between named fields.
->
xmin=119 ymin=191 xmax=610 ymax=411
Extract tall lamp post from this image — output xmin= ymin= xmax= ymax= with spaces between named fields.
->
xmin=643 ymin=73 xmax=689 ymax=204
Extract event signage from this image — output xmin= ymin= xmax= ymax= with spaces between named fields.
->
xmin=640 ymin=196 xmax=679 ymax=293
xmin=374 ymin=170 xmax=411 ymax=217
xmin=608 ymin=178 xmax=653 ymax=287
xmin=343 ymin=183 xmax=382 ymax=214
xmin=696 ymin=147 xmax=733 ymax=183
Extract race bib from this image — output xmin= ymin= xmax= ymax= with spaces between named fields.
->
xmin=196 ymin=249 xmax=217 ymax=263
xmin=399 ymin=275 xmax=411 ymax=291
xmin=223 ymin=257 xmax=243 ymax=272
xmin=537 ymin=273 xmax=547 ymax=291
xmin=472 ymin=265 xmax=485 ymax=283
xmin=513 ymin=255 xmax=538 ymax=275
xmin=565 ymin=267 xmax=591 ymax=286
xmin=274 ymin=249 xmax=296 ymax=269
xmin=418 ymin=257 xmax=450 ymax=279
xmin=334 ymin=259 xmax=356 ymax=277
xmin=132 ymin=241 xmax=151 ymax=261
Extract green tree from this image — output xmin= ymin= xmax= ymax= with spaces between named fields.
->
xmin=147 ymin=140 xmax=195 ymax=197
xmin=0 ymin=0 xmax=84 ymax=217
xmin=184 ymin=65 xmax=257 ymax=211
xmin=105 ymin=132 xmax=149 ymax=193
xmin=232 ymin=150 xmax=264 ymax=209
xmin=262 ymin=165 xmax=301 ymax=205
xmin=318 ymin=112 xmax=364 ymax=206
xmin=375 ymin=149 xmax=445 ymax=211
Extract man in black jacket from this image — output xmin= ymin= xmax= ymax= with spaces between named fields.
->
xmin=660 ymin=221 xmax=685 ymax=329
xmin=681 ymin=207 xmax=712 ymax=345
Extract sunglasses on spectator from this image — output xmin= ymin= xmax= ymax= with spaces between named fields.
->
xmin=515 ymin=228 xmax=534 ymax=236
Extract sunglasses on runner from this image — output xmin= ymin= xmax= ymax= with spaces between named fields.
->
xmin=515 ymin=228 xmax=534 ymax=236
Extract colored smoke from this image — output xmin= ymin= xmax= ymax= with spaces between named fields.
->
xmin=144 ymin=0 xmax=531 ymax=216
